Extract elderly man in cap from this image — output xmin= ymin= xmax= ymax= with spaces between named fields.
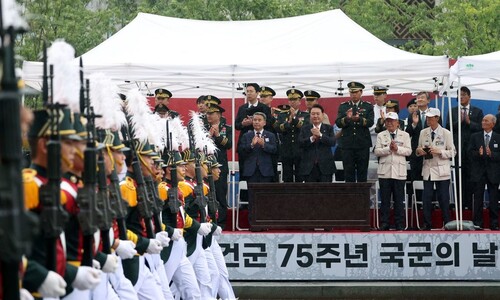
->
xmin=416 ymin=107 xmax=456 ymax=230
xmin=305 ymin=90 xmax=330 ymax=124
xmin=335 ymin=82 xmax=374 ymax=182
xmin=154 ymin=88 xmax=179 ymax=118
xmin=374 ymin=112 xmax=412 ymax=230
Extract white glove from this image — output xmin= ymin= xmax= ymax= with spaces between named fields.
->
xmin=198 ymin=223 xmax=212 ymax=236
xmin=155 ymin=231 xmax=171 ymax=247
xmin=72 ymin=266 xmax=102 ymax=290
xmin=38 ymin=270 xmax=66 ymax=298
xmin=102 ymin=254 xmax=118 ymax=273
xmin=92 ymin=259 xmax=101 ymax=269
xmin=115 ymin=240 xmax=137 ymax=259
xmin=213 ymin=226 xmax=223 ymax=236
xmin=171 ymin=228 xmax=183 ymax=241
xmin=146 ymin=239 xmax=163 ymax=254
xmin=20 ymin=288 xmax=34 ymax=300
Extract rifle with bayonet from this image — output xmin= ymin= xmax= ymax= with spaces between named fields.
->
xmin=39 ymin=46 xmax=69 ymax=271
xmin=0 ymin=7 xmax=34 ymax=299
xmin=96 ymin=129 xmax=113 ymax=254
xmin=165 ymin=122 xmax=180 ymax=214
xmin=76 ymin=71 xmax=99 ymax=267
xmin=188 ymin=128 xmax=207 ymax=222
xmin=108 ymin=161 xmax=129 ymax=241
xmin=144 ymin=174 xmax=164 ymax=234
xmin=205 ymin=152 xmax=218 ymax=223
xmin=120 ymin=120 xmax=155 ymax=239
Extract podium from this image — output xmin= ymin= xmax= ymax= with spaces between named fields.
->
xmin=248 ymin=182 xmax=373 ymax=231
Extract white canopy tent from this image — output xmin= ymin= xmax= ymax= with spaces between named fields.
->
xmin=448 ymin=50 xmax=500 ymax=100
xmin=23 ymin=9 xmax=449 ymax=98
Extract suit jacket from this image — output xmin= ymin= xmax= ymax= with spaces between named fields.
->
xmin=335 ymin=100 xmax=374 ymax=149
xmin=468 ymin=131 xmax=500 ymax=183
xmin=495 ymin=113 xmax=500 ymax=134
xmin=446 ymin=105 xmax=483 ymax=156
xmin=235 ymin=102 xmax=272 ymax=146
xmin=240 ymin=130 xmax=277 ymax=177
xmin=374 ymin=130 xmax=412 ymax=180
xmin=417 ymin=125 xmax=456 ymax=181
xmin=298 ymin=123 xmax=336 ymax=176
xmin=275 ymin=110 xmax=310 ymax=158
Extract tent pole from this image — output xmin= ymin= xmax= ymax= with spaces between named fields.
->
xmin=231 ymin=81 xmax=236 ymax=231
xmin=446 ymin=86 xmax=459 ymax=230
xmin=457 ymin=78 xmax=463 ymax=230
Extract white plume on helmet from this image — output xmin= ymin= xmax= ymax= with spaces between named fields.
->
xmin=47 ymin=40 xmax=80 ymax=113
xmin=88 ymin=73 xmax=126 ymax=131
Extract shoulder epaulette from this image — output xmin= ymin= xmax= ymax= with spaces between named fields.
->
xmin=120 ymin=177 xmax=137 ymax=207
xmin=158 ymin=181 xmax=168 ymax=201
xmin=178 ymin=181 xmax=193 ymax=198
xmin=23 ymin=169 xmax=40 ymax=210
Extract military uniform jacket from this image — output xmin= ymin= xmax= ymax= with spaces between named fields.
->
xmin=22 ymin=164 xmax=78 ymax=294
xmin=206 ymin=122 xmax=232 ymax=174
xmin=335 ymin=101 xmax=374 ymax=149
xmin=417 ymin=125 xmax=456 ymax=181
xmin=374 ymin=130 xmax=412 ymax=180
xmin=275 ymin=110 xmax=310 ymax=158
xmin=468 ymin=131 xmax=500 ymax=183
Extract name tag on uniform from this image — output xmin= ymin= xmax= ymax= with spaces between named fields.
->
xmin=436 ymin=141 xmax=444 ymax=146
xmin=265 ymin=138 xmax=270 ymax=142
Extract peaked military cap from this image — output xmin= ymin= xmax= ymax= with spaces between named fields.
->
xmin=286 ymin=89 xmax=304 ymax=100
xmin=304 ymin=90 xmax=321 ymax=100
xmin=166 ymin=151 xmax=185 ymax=166
xmin=276 ymin=104 xmax=291 ymax=112
xmin=347 ymin=82 xmax=365 ymax=92
xmin=372 ymin=86 xmax=388 ymax=95
xmin=154 ymin=88 xmax=172 ymax=98
xmin=207 ymin=154 xmax=222 ymax=168
xmin=385 ymin=99 xmax=399 ymax=108
xmin=28 ymin=108 xmax=82 ymax=141
xmin=111 ymin=131 xmax=129 ymax=152
xmin=260 ymin=86 xmax=276 ymax=97
xmin=203 ymin=95 xmax=221 ymax=106
xmin=182 ymin=149 xmax=196 ymax=162
xmin=206 ymin=104 xmax=225 ymax=114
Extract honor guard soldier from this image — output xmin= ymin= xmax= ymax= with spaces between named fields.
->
xmin=335 ymin=82 xmax=374 ymax=182
xmin=24 ymin=108 xmax=102 ymax=298
xmin=154 ymin=88 xmax=179 ymax=118
xmin=305 ymin=90 xmax=329 ymax=124
xmin=276 ymin=89 xmax=309 ymax=182
xmin=205 ymin=103 xmax=232 ymax=229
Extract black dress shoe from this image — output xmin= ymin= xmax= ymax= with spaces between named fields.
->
xmin=490 ymin=226 xmax=499 ymax=230
xmin=421 ymin=225 xmax=432 ymax=231
xmin=379 ymin=224 xmax=389 ymax=231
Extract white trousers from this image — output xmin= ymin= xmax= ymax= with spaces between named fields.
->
xmin=211 ymin=238 xmax=236 ymax=300
xmin=166 ymin=238 xmax=201 ymax=300
xmin=108 ymin=256 xmax=137 ymax=300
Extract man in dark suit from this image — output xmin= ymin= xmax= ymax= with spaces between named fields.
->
xmin=468 ymin=114 xmax=500 ymax=230
xmin=335 ymin=82 xmax=374 ymax=182
xmin=275 ymin=89 xmax=309 ymax=182
xmin=446 ymin=86 xmax=484 ymax=210
xmin=205 ymin=101 xmax=232 ymax=229
xmin=405 ymin=91 xmax=434 ymax=182
xmin=235 ymin=83 xmax=272 ymax=176
xmin=299 ymin=104 xmax=336 ymax=182
xmin=240 ymin=112 xmax=277 ymax=183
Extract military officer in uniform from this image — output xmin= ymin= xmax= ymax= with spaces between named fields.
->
xmin=275 ymin=89 xmax=309 ymax=182
xmin=154 ymin=88 xmax=179 ymax=118
xmin=375 ymin=99 xmax=405 ymax=133
xmin=335 ymin=82 xmax=374 ymax=182
xmin=304 ymin=90 xmax=330 ymax=124
xmin=205 ymin=102 xmax=232 ymax=229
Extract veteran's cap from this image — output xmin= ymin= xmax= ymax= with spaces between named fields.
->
xmin=385 ymin=112 xmax=399 ymax=120
xmin=426 ymin=107 xmax=441 ymax=117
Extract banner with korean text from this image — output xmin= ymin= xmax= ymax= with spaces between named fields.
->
xmin=218 ymin=232 xmax=499 ymax=280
